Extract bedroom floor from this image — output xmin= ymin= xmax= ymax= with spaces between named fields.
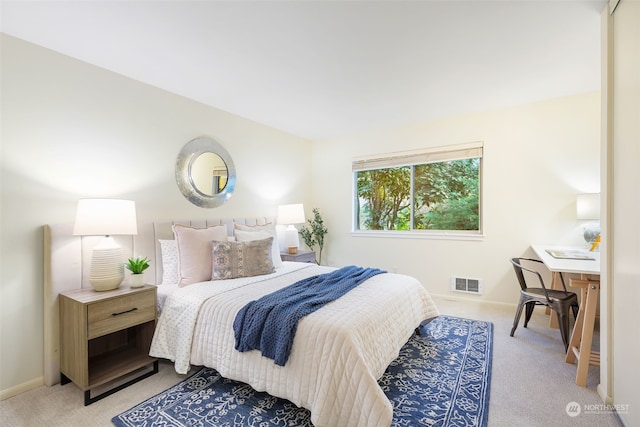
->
xmin=1 ymin=296 xmax=624 ymax=427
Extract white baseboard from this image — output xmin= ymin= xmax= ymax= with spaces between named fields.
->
xmin=597 ymin=383 xmax=613 ymax=405
xmin=0 ymin=376 xmax=44 ymax=401
xmin=430 ymin=292 xmax=517 ymax=308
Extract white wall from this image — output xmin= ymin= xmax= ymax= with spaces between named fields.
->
xmin=310 ymin=92 xmax=601 ymax=305
xmin=607 ymin=0 xmax=640 ymax=424
xmin=0 ymin=35 xmax=312 ymax=394
xmin=0 ymin=32 xmax=611 ymax=405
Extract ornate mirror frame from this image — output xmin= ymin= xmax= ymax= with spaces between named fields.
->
xmin=175 ymin=136 xmax=236 ymax=208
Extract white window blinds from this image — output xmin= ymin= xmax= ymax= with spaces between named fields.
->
xmin=352 ymin=141 xmax=483 ymax=172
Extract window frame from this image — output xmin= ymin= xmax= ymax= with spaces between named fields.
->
xmin=352 ymin=141 xmax=484 ymax=240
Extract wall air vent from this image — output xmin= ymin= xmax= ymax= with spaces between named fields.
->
xmin=450 ymin=276 xmax=483 ymax=295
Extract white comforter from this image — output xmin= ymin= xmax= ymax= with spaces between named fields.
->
xmin=150 ymin=262 xmax=439 ymax=427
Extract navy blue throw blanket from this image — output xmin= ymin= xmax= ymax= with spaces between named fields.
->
xmin=233 ymin=265 xmax=385 ymax=366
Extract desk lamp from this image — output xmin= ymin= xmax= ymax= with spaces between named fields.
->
xmin=73 ymin=199 xmax=138 ymax=291
xmin=576 ymin=193 xmax=600 ymax=248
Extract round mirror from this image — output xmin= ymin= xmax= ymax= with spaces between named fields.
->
xmin=175 ymin=136 xmax=236 ymax=208
xmin=190 ymin=152 xmax=228 ymax=196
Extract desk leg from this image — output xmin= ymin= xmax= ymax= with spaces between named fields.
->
xmin=565 ymin=286 xmax=587 ymax=364
xmin=566 ymin=281 xmax=600 ymax=387
xmin=548 ymin=272 xmax=562 ymax=328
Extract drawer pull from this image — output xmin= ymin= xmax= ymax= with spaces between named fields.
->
xmin=112 ymin=307 xmax=138 ymax=316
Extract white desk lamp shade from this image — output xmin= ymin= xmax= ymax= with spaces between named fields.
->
xmin=576 ymin=193 xmax=600 ymax=220
xmin=277 ymin=204 xmax=305 ymax=250
xmin=73 ymin=199 xmax=138 ymax=291
xmin=576 ymin=193 xmax=600 ymax=245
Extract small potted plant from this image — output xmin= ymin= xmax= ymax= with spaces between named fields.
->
xmin=299 ymin=208 xmax=328 ymax=265
xmin=125 ymin=257 xmax=150 ymax=288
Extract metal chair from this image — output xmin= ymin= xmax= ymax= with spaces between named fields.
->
xmin=510 ymin=257 xmax=579 ymax=351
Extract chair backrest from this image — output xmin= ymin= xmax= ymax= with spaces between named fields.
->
xmin=510 ymin=257 xmax=550 ymax=297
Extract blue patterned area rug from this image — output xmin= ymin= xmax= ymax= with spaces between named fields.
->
xmin=112 ymin=315 xmax=492 ymax=427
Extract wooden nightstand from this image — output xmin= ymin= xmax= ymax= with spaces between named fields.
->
xmin=59 ymin=285 xmax=158 ymax=405
xmin=280 ymin=250 xmax=317 ymax=263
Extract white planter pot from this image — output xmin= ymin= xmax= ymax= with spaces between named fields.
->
xmin=129 ymin=273 xmax=145 ymax=288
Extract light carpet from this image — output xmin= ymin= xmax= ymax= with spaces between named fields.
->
xmin=112 ymin=315 xmax=492 ymax=427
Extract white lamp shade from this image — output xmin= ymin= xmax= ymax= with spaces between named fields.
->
xmin=73 ymin=199 xmax=138 ymax=236
xmin=73 ymin=199 xmax=137 ymax=291
xmin=277 ymin=203 xmax=305 ymax=225
xmin=576 ymin=193 xmax=600 ymax=220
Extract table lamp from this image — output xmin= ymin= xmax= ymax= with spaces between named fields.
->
xmin=73 ymin=199 xmax=138 ymax=291
xmin=277 ymin=203 xmax=305 ymax=254
xmin=576 ymin=193 xmax=600 ymax=247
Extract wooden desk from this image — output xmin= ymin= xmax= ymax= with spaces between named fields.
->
xmin=531 ymin=245 xmax=600 ymax=387
xmin=532 ymin=246 xmax=600 ymax=327
xmin=564 ymin=279 xmax=600 ymax=386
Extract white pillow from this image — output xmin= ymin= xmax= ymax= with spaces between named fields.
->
xmin=173 ymin=224 xmax=228 ymax=287
xmin=159 ymin=239 xmax=179 ymax=285
xmin=234 ymin=223 xmax=283 ymax=269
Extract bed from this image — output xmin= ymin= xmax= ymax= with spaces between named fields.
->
xmin=44 ymin=217 xmax=439 ymax=427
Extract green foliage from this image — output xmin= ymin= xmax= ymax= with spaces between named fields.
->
xmin=299 ymin=208 xmax=328 ymax=264
xmin=356 ymin=158 xmax=480 ymax=231
xmin=422 ymin=193 xmax=479 ymax=230
xmin=356 ymin=167 xmax=411 ymax=230
xmin=125 ymin=257 xmax=150 ymax=274
xmin=414 ymin=158 xmax=479 ymax=230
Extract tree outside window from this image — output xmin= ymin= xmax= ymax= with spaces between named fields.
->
xmin=354 ymin=144 xmax=482 ymax=233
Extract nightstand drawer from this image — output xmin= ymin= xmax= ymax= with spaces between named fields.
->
xmin=87 ymin=290 xmax=155 ymax=339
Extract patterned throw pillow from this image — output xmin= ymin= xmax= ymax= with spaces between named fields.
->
xmin=212 ymin=237 xmax=275 ymax=280
xmin=234 ymin=223 xmax=283 ymax=269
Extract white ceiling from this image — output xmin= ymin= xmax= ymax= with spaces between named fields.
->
xmin=1 ymin=0 xmax=606 ymax=140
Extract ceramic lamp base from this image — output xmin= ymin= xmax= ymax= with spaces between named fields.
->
xmin=89 ymin=237 xmax=124 ymax=291
xmin=284 ymin=225 xmax=299 ymax=254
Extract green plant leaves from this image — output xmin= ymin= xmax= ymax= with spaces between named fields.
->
xmin=125 ymin=257 xmax=150 ymax=274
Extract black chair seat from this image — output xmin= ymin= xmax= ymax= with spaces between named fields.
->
xmin=520 ymin=288 xmax=578 ymax=302
xmin=510 ymin=258 xmax=579 ymax=351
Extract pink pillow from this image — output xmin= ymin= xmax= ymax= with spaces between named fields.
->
xmin=173 ymin=224 xmax=228 ymax=287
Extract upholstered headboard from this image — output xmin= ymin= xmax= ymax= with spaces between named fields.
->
xmin=43 ymin=217 xmax=274 ymax=386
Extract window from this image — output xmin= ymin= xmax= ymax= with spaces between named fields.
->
xmin=353 ymin=142 xmax=483 ymax=235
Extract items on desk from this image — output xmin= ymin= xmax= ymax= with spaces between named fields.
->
xmin=589 ymin=235 xmax=601 ymax=252
xmin=545 ymin=249 xmax=595 ymax=261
